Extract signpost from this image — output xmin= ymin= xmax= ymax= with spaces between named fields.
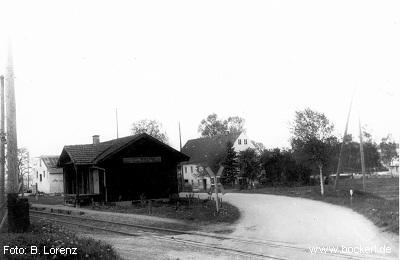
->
xmin=206 ymin=166 xmax=225 ymax=213
xmin=123 ymin=156 xmax=162 ymax=164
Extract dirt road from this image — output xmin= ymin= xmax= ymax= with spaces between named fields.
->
xmin=47 ymin=193 xmax=399 ymax=259
xmin=226 ymin=193 xmax=398 ymax=259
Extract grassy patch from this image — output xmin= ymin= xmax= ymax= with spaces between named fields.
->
xmin=233 ymin=182 xmax=399 ymax=235
xmin=0 ymin=219 xmax=121 ymax=259
xmin=85 ymin=198 xmax=240 ymax=225
xmin=27 ymin=195 xmax=64 ymax=205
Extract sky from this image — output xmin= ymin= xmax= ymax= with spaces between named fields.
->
xmin=0 ymin=0 xmax=398 ymax=157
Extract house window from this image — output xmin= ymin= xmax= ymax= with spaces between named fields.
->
xmin=185 ymin=166 xmax=187 ymax=173
xmin=36 ymin=171 xmax=38 ymax=179
xmin=43 ymin=171 xmax=45 ymax=178
xmin=184 ymin=179 xmax=188 ymax=183
xmin=238 ymin=139 xmax=241 ymax=145
xmin=39 ymin=174 xmax=42 ymax=182
xmin=191 ymin=166 xmax=193 ymax=173
xmin=244 ymin=139 xmax=247 ymax=144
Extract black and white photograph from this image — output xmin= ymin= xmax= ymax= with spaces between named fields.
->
xmin=0 ymin=1 xmax=399 ymax=259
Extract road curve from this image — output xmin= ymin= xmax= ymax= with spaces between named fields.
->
xmin=220 ymin=193 xmax=398 ymax=259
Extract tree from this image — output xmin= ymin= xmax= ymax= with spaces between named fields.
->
xmin=198 ymin=114 xmax=246 ymax=137
xmin=226 ymin=116 xmax=245 ymax=135
xmin=17 ymin=147 xmax=30 ymax=191
xmin=341 ymin=136 xmax=382 ymax=173
xmin=238 ymin=148 xmax=260 ymax=188
xmin=198 ymin=114 xmax=228 ymax=137
xmin=291 ymin=108 xmax=334 ymax=142
xmin=221 ymin=141 xmax=239 ymax=186
xmin=379 ymin=134 xmax=398 ymax=174
xmin=130 ymin=119 xmax=168 ymax=143
xmin=260 ymin=148 xmax=311 ymax=186
xmin=290 ymin=108 xmax=336 ymax=195
xmin=253 ymin=142 xmax=266 ymax=154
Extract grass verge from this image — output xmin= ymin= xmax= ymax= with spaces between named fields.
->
xmin=27 ymin=195 xmax=65 ymax=205
xmin=0 ymin=218 xmax=121 ymax=259
xmin=234 ymin=184 xmax=399 ymax=235
xmin=85 ymin=197 xmax=240 ymax=226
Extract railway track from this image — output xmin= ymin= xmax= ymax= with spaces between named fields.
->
xmin=30 ymin=210 xmax=387 ymax=260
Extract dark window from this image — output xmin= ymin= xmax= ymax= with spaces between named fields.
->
xmin=185 ymin=166 xmax=187 ymax=173
xmin=40 ymin=174 xmax=42 ymax=182
xmin=244 ymin=139 xmax=247 ymax=144
xmin=191 ymin=166 xmax=193 ymax=173
xmin=43 ymin=171 xmax=45 ymax=178
xmin=36 ymin=171 xmax=38 ymax=178
xmin=238 ymin=139 xmax=241 ymax=145
xmin=184 ymin=179 xmax=188 ymax=183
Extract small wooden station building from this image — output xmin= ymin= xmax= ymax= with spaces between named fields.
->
xmin=58 ymin=134 xmax=189 ymax=204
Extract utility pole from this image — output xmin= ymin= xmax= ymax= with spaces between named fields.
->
xmin=6 ymin=43 xmax=19 ymax=194
xmin=178 ymin=122 xmax=182 ymax=151
xmin=5 ymin=41 xmax=30 ymax=232
xmin=0 ymin=75 xmax=5 ymax=206
xmin=359 ymin=117 xmax=366 ymax=192
xmin=334 ymin=95 xmax=354 ymax=190
xmin=27 ymin=152 xmax=30 ymax=191
xmin=115 ymin=108 xmax=119 ymax=138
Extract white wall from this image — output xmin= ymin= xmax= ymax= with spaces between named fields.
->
xmin=233 ymin=132 xmax=255 ymax=152
xmin=49 ymin=173 xmax=64 ymax=193
xmin=31 ymin=157 xmax=63 ymax=194
xmin=182 ymin=164 xmax=210 ymax=190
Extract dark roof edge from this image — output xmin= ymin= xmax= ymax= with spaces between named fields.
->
xmin=183 ymin=132 xmax=242 ymax=145
xmin=94 ymin=133 xmax=189 ymax=164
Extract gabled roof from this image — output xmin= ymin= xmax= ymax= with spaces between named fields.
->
xmin=181 ymin=132 xmax=240 ymax=166
xmin=58 ymin=133 xmax=189 ymax=166
xmin=40 ymin=155 xmax=63 ymax=174
xmin=40 ymin=155 xmax=60 ymax=168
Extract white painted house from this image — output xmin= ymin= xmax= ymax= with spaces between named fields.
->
xmin=181 ymin=132 xmax=255 ymax=190
xmin=31 ymin=155 xmax=63 ymax=194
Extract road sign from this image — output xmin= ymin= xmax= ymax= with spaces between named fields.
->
xmin=205 ymin=166 xmax=225 ymax=213
xmin=216 ymin=166 xmax=224 ymax=177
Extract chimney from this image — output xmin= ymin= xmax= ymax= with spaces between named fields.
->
xmin=92 ymin=135 xmax=100 ymax=144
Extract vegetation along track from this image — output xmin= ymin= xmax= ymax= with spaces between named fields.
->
xmin=30 ymin=210 xmax=383 ymax=260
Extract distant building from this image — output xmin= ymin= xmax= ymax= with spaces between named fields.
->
xmin=389 ymin=160 xmax=399 ymax=176
xmin=31 ymin=155 xmax=63 ymax=194
xmin=181 ymin=132 xmax=255 ymax=190
xmin=389 ymin=145 xmax=399 ymax=176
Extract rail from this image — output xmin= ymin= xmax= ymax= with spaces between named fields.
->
xmin=30 ymin=210 xmax=381 ymax=260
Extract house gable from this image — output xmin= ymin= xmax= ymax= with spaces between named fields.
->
xmin=181 ymin=132 xmax=240 ymax=167
xmin=233 ymin=132 xmax=255 ymax=152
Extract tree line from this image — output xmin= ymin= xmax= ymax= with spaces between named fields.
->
xmin=192 ymin=109 xmax=398 ymax=192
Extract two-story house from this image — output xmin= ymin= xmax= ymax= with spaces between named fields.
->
xmin=31 ymin=155 xmax=63 ymax=194
xmin=181 ymin=132 xmax=255 ymax=190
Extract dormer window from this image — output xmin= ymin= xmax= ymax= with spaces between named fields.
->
xmin=238 ymin=139 xmax=241 ymax=145
xmin=244 ymin=139 xmax=247 ymax=145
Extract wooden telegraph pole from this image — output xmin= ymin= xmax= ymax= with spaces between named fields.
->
xmin=0 ymin=75 xmax=5 ymax=207
xmin=334 ymin=95 xmax=354 ymax=190
xmin=5 ymin=41 xmax=29 ymax=232
xmin=359 ymin=117 xmax=366 ymax=192
xmin=5 ymin=43 xmax=19 ymax=194
xmin=178 ymin=122 xmax=182 ymax=151
xmin=115 ymin=107 xmax=119 ymax=138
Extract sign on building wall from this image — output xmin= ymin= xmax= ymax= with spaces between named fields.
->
xmin=123 ymin=156 xmax=162 ymax=164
